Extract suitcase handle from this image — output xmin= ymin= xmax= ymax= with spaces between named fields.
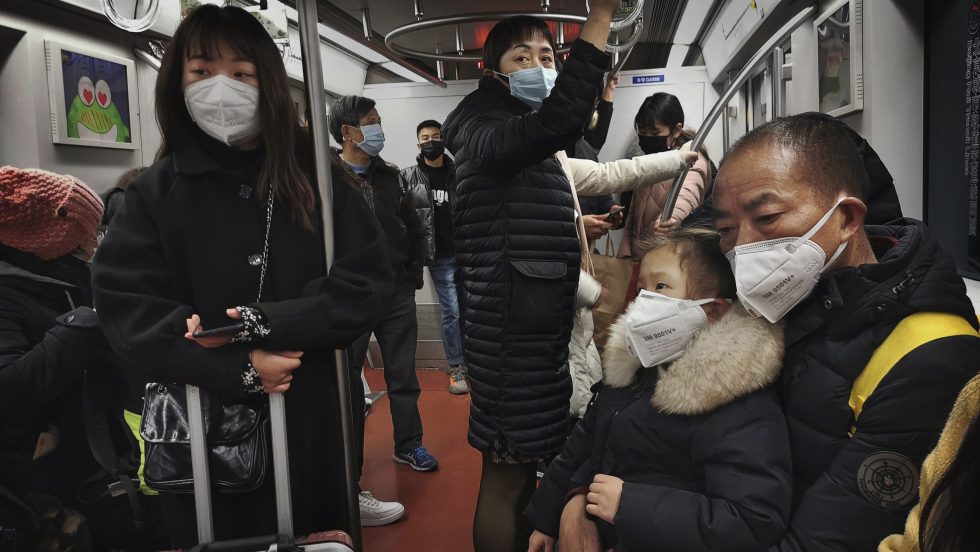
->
xmin=187 ymin=386 xmax=294 ymax=545
xmin=187 ymin=385 xmax=215 ymax=543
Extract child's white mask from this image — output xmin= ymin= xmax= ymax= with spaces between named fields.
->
xmin=624 ymin=290 xmax=716 ymax=368
xmin=183 ymin=75 xmax=261 ymax=147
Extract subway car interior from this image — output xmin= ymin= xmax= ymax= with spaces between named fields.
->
xmin=2 ymin=0 xmax=980 ymax=551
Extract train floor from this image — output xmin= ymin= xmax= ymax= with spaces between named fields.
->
xmin=360 ymin=367 xmax=480 ymax=552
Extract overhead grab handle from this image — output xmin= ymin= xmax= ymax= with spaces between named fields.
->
xmin=101 ymin=0 xmax=161 ymax=33
xmin=587 ymin=0 xmax=644 ymax=74
xmin=659 ymin=6 xmax=816 ymax=224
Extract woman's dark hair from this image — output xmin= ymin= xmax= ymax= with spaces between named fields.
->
xmin=155 ymin=4 xmax=315 ymax=229
xmin=101 ymin=167 xmax=147 ymax=229
xmin=481 ymin=15 xmax=558 ymax=73
xmin=635 ymin=93 xmax=685 ymax=132
xmin=919 ymin=414 xmax=980 ymax=552
xmin=634 ymin=92 xmax=711 ymax=181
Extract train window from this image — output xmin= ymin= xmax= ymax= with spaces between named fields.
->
xmin=747 ymin=63 xmax=770 ymax=130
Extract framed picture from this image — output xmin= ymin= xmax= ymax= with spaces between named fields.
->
xmin=44 ymin=41 xmax=140 ymax=149
xmin=815 ymin=0 xmax=864 ymax=117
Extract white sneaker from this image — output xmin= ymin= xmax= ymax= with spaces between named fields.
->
xmin=358 ymin=490 xmax=404 ymax=527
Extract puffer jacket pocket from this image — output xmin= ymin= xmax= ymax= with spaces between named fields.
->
xmin=508 ymin=260 xmax=567 ymax=335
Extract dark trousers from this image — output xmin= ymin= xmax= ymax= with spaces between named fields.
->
xmin=348 ymin=286 xmax=423 ymax=465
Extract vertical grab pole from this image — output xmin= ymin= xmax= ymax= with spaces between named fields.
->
xmin=296 ymin=1 xmax=364 ymax=550
xmin=659 ymin=6 xmax=815 ymax=223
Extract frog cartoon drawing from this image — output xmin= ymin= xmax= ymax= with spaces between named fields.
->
xmin=66 ymin=76 xmax=130 ymax=143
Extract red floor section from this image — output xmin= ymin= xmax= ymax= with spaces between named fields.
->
xmin=360 ymin=368 xmax=480 ymax=552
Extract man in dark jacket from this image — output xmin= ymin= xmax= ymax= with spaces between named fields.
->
xmin=399 ymin=119 xmax=469 ymax=395
xmin=328 ymin=95 xmax=436 ymax=524
xmin=712 ymin=113 xmax=980 ymax=551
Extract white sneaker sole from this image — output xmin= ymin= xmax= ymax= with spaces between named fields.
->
xmin=360 ymin=504 xmax=405 ymax=527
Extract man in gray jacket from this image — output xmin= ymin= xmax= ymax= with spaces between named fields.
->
xmin=399 ymin=120 xmax=468 ymax=394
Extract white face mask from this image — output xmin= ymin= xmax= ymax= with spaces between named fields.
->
xmin=726 ymin=197 xmax=850 ymax=323
xmin=183 ymin=75 xmax=261 ymax=147
xmin=624 ymin=290 xmax=716 ymax=368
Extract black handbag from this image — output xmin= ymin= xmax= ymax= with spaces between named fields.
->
xmin=139 ymin=383 xmax=269 ymax=493
xmin=139 ymin=191 xmax=276 ymax=495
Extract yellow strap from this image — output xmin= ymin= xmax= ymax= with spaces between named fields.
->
xmin=123 ymin=409 xmax=158 ymax=496
xmin=848 ymin=312 xmax=979 ymax=435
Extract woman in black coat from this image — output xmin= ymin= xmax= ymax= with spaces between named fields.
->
xmin=91 ymin=5 xmax=391 ymax=547
xmin=441 ymin=3 xmax=620 ymax=551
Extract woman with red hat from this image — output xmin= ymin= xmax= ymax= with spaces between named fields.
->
xmin=0 ymin=166 xmax=164 ymax=549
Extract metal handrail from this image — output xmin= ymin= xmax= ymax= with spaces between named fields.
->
xmin=659 ymin=6 xmax=816 ymax=223
xmin=386 ymin=1 xmax=644 ymax=66
xmin=385 ymin=12 xmax=585 ymax=62
xmin=297 ymin=1 xmax=363 ymax=550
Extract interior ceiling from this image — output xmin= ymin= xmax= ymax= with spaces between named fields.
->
xmin=324 ymin=0 xmax=695 ymax=79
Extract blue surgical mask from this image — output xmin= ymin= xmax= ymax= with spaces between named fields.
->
xmin=497 ymin=66 xmax=558 ymax=110
xmin=354 ymin=123 xmax=385 ymax=156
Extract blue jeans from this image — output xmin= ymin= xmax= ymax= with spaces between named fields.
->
xmin=428 ymin=257 xmax=463 ymax=366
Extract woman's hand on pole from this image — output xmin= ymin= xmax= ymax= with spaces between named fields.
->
xmin=250 ymin=349 xmax=303 ymax=394
xmin=580 ymin=0 xmax=621 ymax=52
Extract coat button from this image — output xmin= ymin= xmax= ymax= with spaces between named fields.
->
xmin=248 ymin=254 xmax=263 ymax=266
xmin=239 ymin=185 xmax=253 ymax=199
xmin=823 ymin=298 xmax=832 ymax=310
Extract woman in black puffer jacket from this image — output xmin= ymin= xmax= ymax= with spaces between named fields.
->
xmin=441 ymin=4 xmax=620 ymax=550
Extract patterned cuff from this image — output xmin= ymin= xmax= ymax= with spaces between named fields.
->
xmin=242 ymin=361 xmax=264 ymax=395
xmin=231 ymin=306 xmax=271 ymax=344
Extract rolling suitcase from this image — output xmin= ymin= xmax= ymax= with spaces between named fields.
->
xmin=184 ymin=387 xmax=354 ymax=552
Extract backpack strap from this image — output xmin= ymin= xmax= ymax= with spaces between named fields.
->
xmin=848 ymin=312 xmax=980 ymax=436
xmin=81 ymin=368 xmax=148 ymax=529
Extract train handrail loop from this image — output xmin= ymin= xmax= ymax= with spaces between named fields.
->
xmin=385 ymin=12 xmax=584 ymax=62
xmin=587 ymin=0 xmax=644 ymax=32
xmin=659 ymin=6 xmax=816 ymax=224
xmin=100 ymin=0 xmax=160 ymax=33
xmin=385 ymin=0 xmax=644 ymax=65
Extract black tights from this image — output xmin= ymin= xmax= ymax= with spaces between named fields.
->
xmin=473 ymin=456 xmax=538 ymax=552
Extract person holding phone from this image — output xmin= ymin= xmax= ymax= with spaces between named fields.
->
xmin=91 ymin=5 xmax=392 ymax=547
xmin=566 ymin=73 xmax=623 ymax=243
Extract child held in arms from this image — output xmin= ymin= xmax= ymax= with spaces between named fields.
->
xmin=526 ymin=228 xmax=792 ymax=552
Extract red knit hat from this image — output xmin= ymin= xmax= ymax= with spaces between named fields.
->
xmin=0 ymin=166 xmax=104 ymax=260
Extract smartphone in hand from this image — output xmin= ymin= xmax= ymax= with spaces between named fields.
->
xmin=193 ymin=322 xmax=245 ymax=339
xmin=606 ymin=205 xmax=626 ymax=227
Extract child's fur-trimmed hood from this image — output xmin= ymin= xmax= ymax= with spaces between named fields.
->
xmin=602 ymin=302 xmax=785 ymax=415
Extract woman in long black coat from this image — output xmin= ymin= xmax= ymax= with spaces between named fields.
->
xmin=441 ymin=3 xmax=621 ymax=550
xmin=91 ymin=5 xmax=391 ymax=547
